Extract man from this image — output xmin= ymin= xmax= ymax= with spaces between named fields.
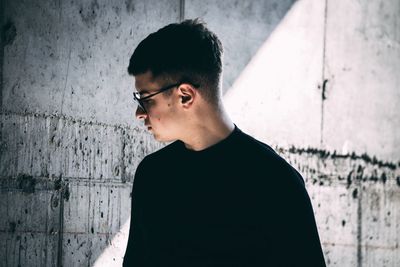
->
xmin=123 ymin=19 xmax=326 ymax=266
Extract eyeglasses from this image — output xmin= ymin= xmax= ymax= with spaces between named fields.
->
xmin=133 ymin=83 xmax=180 ymax=113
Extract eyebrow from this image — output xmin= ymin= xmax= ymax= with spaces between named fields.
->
xmin=135 ymin=88 xmax=150 ymax=95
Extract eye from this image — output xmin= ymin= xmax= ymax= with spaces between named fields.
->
xmin=142 ymin=98 xmax=153 ymax=108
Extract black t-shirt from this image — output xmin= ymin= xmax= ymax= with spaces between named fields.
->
xmin=123 ymin=126 xmax=326 ymax=266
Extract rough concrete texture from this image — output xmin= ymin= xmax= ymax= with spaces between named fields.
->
xmin=1 ymin=0 xmax=400 ymax=266
xmin=322 ymin=0 xmax=400 ymax=162
xmin=2 ymin=0 xmax=180 ymax=127
xmin=0 ymin=112 xmax=164 ymax=266
xmin=279 ymin=148 xmax=400 ymax=266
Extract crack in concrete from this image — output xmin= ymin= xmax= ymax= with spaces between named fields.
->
xmin=179 ymin=0 xmax=185 ymax=22
xmin=320 ymin=0 xmax=329 ymax=146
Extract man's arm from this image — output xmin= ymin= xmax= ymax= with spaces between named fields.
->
xmin=123 ymin=163 xmax=146 ymax=267
xmin=267 ymin=164 xmax=326 ymax=266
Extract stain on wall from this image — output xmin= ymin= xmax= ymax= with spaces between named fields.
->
xmin=2 ymin=20 xmax=16 ymax=46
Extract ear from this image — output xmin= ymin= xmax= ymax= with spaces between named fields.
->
xmin=177 ymin=83 xmax=196 ymax=108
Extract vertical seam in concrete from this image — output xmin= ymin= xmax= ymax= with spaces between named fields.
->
xmin=57 ymin=189 xmax=65 ymax=267
xmin=44 ymin=196 xmax=49 ymax=266
xmin=5 ymin=189 xmax=8 ymax=265
xmin=0 ymin=0 xmax=4 ymax=111
xmin=320 ymin=0 xmax=328 ymax=145
xmin=87 ymin=181 xmax=92 ymax=266
xmin=179 ymin=0 xmax=185 ymax=22
xmin=356 ymin=181 xmax=363 ymax=267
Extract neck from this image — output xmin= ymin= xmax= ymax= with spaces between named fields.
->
xmin=181 ymin=105 xmax=235 ymax=151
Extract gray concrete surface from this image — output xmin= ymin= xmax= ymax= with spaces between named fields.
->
xmin=1 ymin=0 xmax=399 ymax=266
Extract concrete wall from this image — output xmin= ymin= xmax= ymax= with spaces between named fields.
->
xmin=1 ymin=0 xmax=399 ymax=266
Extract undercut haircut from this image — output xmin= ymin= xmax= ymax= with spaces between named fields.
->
xmin=127 ymin=18 xmax=223 ymax=105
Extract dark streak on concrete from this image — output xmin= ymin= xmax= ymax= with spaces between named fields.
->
xmin=2 ymin=20 xmax=16 ymax=46
xmin=54 ymin=176 xmax=62 ymax=191
xmin=63 ymin=183 xmax=70 ymax=201
xmin=0 ymin=110 xmax=139 ymax=132
xmin=288 ymin=145 xmax=397 ymax=170
xmin=322 ymin=79 xmax=328 ymax=100
xmin=125 ymin=0 xmax=135 ymax=13
xmin=352 ymin=188 xmax=358 ymax=199
xmin=121 ymin=130 xmax=127 ymax=183
xmin=0 ymin=0 xmax=4 ymax=111
xmin=9 ymin=221 xmax=16 ymax=233
xmin=346 ymin=170 xmax=353 ymax=188
xmin=57 ymin=187 xmax=64 ymax=267
xmin=356 ymin=181 xmax=362 ymax=267
xmin=396 ymin=176 xmax=400 ymax=186
xmin=54 ymin=175 xmax=69 ymax=201
xmin=180 ymin=0 xmax=185 ymax=22
xmin=17 ymin=174 xmax=36 ymax=194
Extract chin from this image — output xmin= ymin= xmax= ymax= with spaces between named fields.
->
xmin=152 ymin=133 xmax=175 ymax=143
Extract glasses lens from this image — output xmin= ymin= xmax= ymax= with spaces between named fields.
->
xmin=133 ymin=92 xmax=146 ymax=112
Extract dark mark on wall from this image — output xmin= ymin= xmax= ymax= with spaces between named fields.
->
xmin=54 ymin=175 xmax=62 ymax=190
xmin=322 ymin=79 xmax=328 ymax=100
xmin=125 ymin=0 xmax=135 ymax=13
xmin=51 ymin=194 xmax=59 ymax=209
xmin=352 ymin=188 xmax=358 ymax=199
xmin=121 ymin=134 xmax=127 ymax=183
xmin=54 ymin=175 xmax=70 ymax=201
xmin=346 ymin=170 xmax=353 ymax=188
xmin=396 ymin=176 xmax=400 ymax=187
xmin=17 ymin=174 xmax=36 ymax=194
xmin=1 ymin=110 xmax=139 ymax=134
xmin=356 ymin=165 xmax=364 ymax=180
xmin=380 ymin=172 xmax=387 ymax=184
xmin=345 ymin=167 xmax=390 ymax=187
xmin=79 ymin=0 xmax=100 ymax=27
xmin=2 ymin=20 xmax=17 ymax=46
xmin=288 ymin=145 xmax=397 ymax=170
xmin=9 ymin=222 xmax=16 ymax=233
xmin=63 ymin=184 xmax=70 ymax=201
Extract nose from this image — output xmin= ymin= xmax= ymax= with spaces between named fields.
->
xmin=135 ymin=106 xmax=147 ymax=120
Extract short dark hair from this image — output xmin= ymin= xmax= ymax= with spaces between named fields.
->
xmin=128 ymin=19 xmax=223 ymax=104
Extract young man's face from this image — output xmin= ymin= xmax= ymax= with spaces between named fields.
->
xmin=134 ymin=71 xmax=182 ymax=142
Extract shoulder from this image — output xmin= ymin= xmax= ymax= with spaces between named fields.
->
xmin=137 ymin=140 xmax=182 ymax=168
xmin=133 ymin=141 xmax=182 ymax=184
xmin=235 ymin=128 xmax=283 ymax=163
xmin=235 ymin=128 xmax=305 ymax=186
